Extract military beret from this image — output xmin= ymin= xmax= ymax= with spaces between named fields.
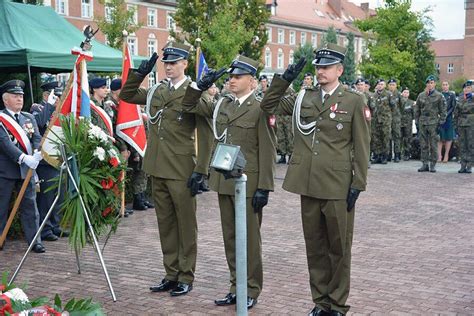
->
xmin=462 ymin=80 xmax=473 ymax=88
xmin=425 ymin=75 xmax=437 ymax=83
xmin=401 ymin=86 xmax=410 ymax=92
xmin=0 ymin=79 xmax=25 ymax=95
xmin=227 ymin=55 xmax=259 ymax=76
xmin=355 ymin=78 xmax=365 ymax=85
xmin=388 ymin=78 xmax=397 ymax=84
xmin=161 ymin=41 xmax=191 ymax=62
xmin=376 ymin=78 xmax=385 ymax=85
xmin=89 ymin=77 xmax=107 ymax=89
xmin=313 ymin=43 xmax=346 ymax=66
xmin=304 ymin=72 xmax=313 ymax=77
xmin=40 ymin=81 xmax=59 ymax=91
xmin=364 ymin=79 xmax=370 ymax=85
xmin=110 ymin=79 xmax=122 ymax=91
xmin=259 ymin=75 xmax=268 ymax=81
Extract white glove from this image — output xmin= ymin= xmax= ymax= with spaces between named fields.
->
xmin=47 ymin=89 xmax=58 ymax=105
xmin=33 ymin=149 xmax=43 ymax=161
xmin=22 ymin=154 xmax=40 ymax=170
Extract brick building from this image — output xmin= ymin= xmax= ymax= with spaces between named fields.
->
xmin=43 ymin=0 xmax=373 ymax=83
xmin=431 ymin=0 xmax=474 ymax=83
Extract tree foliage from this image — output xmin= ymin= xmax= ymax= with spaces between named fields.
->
xmin=95 ymin=0 xmax=141 ymax=49
xmin=172 ymin=0 xmax=270 ymax=77
xmin=355 ymin=0 xmax=436 ymax=95
xmin=341 ymin=32 xmax=356 ymax=84
xmin=320 ymin=26 xmax=338 ymax=46
xmin=292 ymin=43 xmax=315 ymax=92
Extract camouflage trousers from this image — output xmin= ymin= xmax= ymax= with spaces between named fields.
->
xmin=401 ymin=126 xmax=412 ymax=157
xmin=419 ymin=124 xmax=439 ymax=163
xmin=131 ymin=169 xmax=148 ymax=194
xmin=391 ymin=118 xmax=401 ymax=153
xmin=372 ymin=120 xmax=391 ymax=155
xmin=277 ymin=115 xmax=293 ymax=154
xmin=458 ymin=126 xmax=474 ymax=163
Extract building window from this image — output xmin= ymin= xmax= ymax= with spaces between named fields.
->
xmin=277 ymin=49 xmax=284 ymax=69
xmin=148 ymin=72 xmax=156 ymax=87
xmin=289 ymin=31 xmax=295 ymax=45
xmin=55 ymin=0 xmax=68 ymax=15
xmin=435 ymin=63 xmax=440 ymax=72
xmin=128 ymin=4 xmax=138 ymax=25
xmin=148 ymin=37 xmax=157 ymax=57
xmin=105 ymin=5 xmax=114 ymax=22
xmin=167 ymin=13 xmax=176 ymax=31
xmin=278 ymin=29 xmax=285 ymax=44
xmin=315 ymin=9 xmax=325 ymax=17
xmin=265 ymin=47 xmax=272 ymax=68
xmin=81 ymin=0 xmax=92 ymax=18
xmin=267 ymin=27 xmax=272 ymax=43
xmin=289 ymin=50 xmax=294 ymax=64
xmin=127 ymin=37 xmax=137 ymax=55
xmin=301 ymin=32 xmax=307 ymax=45
xmin=43 ymin=0 xmax=51 ymax=5
xmin=147 ymin=8 xmax=157 ymax=27
xmin=447 ymin=63 xmax=454 ymax=74
xmin=311 ymin=33 xmax=317 ymax=47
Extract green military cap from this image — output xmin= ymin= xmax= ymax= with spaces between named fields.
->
xmin=0 ymin=79 xmax=25 ymax=95
xmin=227 ymin=55 xmax=259 ymax=76
xmin=312 ymin=43 xmax=347 ymax=66
xmin=388 ymin=78 xmax=397 ymax=84
xmin=425 ymin=74 xmax=437 ymax=83
xmin=161 ymin=41 xmax=191 ymax=62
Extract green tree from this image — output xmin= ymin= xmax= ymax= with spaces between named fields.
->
xmin=320 ymin=26 xmax=338 ymax=46
xmin=95 ymin=0 xmax=140 ymax=49
xmin=292 ymin=43 xmax=314 ymax=92
xmin=172 ymin=0 xmax=270 ymax=77
xmin=355 ymin=0 xmax=435 ymax=95
xmin=341 ymin=32 xmax=356 ymax=84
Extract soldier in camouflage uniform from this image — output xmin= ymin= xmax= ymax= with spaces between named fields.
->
xmin=454 ymin=80 xmax=474 ymax=173
xmin=388 ymin=79 xmax=403 ymax=162
xmin=276 ymin=87 xmax=295 ymax=164
xmin=371 ymin=79 xmax=392 ymax=164
xmin=400 ymin=87 xmax=414 ymax=160
xmin=414 ymin=75 xmax=447 ymax=173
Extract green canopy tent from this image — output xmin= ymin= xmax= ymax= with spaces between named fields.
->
xmin=0 ymin=0 xmax=145 ymax=101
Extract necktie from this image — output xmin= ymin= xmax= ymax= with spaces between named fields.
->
xmin=323 ymin=93 xmax=330 ymax=104
xmin=14 ymin=113 xmax=20 ymax=124
xmin=169 ymin=85 xmax=175 ymax=92
xmin=234 ymin=100 xmax=240 ymax=107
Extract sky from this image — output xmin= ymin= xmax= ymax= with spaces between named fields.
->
xmin=349 ymin=0 xmax=465 ymax=40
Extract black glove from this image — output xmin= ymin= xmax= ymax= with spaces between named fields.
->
xmin=187 ymin=172 xmax=205 ymax=197
xmin=282 ymin=57 xmax=306 ymax=83
xmin=346 ymin=188 xmax=361 ymax=212
xmin=252 ymin=189 xmax=269 ymax=213
xmin=197 ymin=67 xmax=227 ymax=91
xmin=136 ymin=52 xmax=159 ymax=77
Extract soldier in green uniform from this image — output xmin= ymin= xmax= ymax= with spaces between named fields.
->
xmin=388 ymin=79 xmax=403 ymax=162
xmin=260 ymin=43 xmax=370 ymax=316
xmin=303 ymin=72 xmax=314 ymax=88
xmin=255 ymin=74 xmax=268 ymax=98
xmin=181 ymin=55 xmax=276 ymax=309
xmin=371 ymin=79 xmax=392 ymax=164
xmin=119 ymin=42 xmax=213 ymax=296
xmin=90 ymin=78 xmax=116 ymax=135
xmin=276 ymin=87 xmax=294 ymax=164
xmin=454 ymin=80 xmax=474 ymax=173
xmin=415 ymin=75 xmax=447 ymax=172
xmin=400 ymin=87 xmax=415 ymax=161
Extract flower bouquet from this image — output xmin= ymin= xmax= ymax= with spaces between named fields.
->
xmin=50 ymin=115 xmax=126 ymax=252
xmin=0 ymin=273 xmax=104 ymax=315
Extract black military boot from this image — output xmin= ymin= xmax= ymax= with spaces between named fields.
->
xmin=141 ymin=192 xmax=154 ymax=208
xmin=458 ymin=162 xmax=467 ymax=173
xmin=394 ymin=153 xmax=401 ymax=163
xmin=381 ymin=154 xmax=388 ymax=164
xmin=386 ymin=153 xmax=392 ymax=162
xmin=429 ymin=162 xmax=437 ymax=173
xmin=277 ymin=154 xmax=286 ymax=164
xmin=466 ymin=163 xmax=472 ymax=174
xmin=418 ymin=163 xmax=429 ymax=172
xmin=372 ymin=154 xmax=380 ymax=164
xmin=133 ymin=193 xmax=147 ymax=211
xmin=403 ymin=153 xmax=410 ymax=161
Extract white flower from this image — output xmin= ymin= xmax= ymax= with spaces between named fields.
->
xmin=4 ymin=288 xmax=29 ymax=303
xmin=88 ymin=124 xmax=109 ymax=143
xmin=93 ymin=147 xmax=106 ymax=161
xmin=108 ymin=148 xmax=118 ymax=158
xmin=98 ymin=129 xmax=109 ymax=143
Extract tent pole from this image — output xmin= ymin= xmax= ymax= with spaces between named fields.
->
xmin=27 ymin=65 xmax=34 ymax=104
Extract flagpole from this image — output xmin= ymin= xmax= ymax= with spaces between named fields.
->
xmin=0 ymin=75 xmax=73 ymax=249
xmin=119 ymin=30 xmax=128 ymax=218
xmin=194 ymin=38 xmax=201 ymax=157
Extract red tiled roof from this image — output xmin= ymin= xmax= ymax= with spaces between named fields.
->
xmin=269 ymin=0 xmax=374 ymax=34
xmin=430 ymin=39 xmax=464 ymax=57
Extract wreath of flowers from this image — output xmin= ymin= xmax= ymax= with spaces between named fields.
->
xmin=50 ymin=115 xmax=126 ymax=252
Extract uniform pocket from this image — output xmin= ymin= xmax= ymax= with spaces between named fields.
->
xmin=171 ymin=145 xmax=194 ymax=155
xmin=332 ymin=160 xmax=351 ymax=171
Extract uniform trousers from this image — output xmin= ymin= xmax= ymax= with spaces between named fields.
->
xmin=36 ymin=163 xmax=62 ymax=238
xmin=0 ymin=177 xmax=40 ymax=245
xmin=301 ymin=195 xmax=354 ymax=314
xmin=458 ymin=126 xmax=474 ymax=163
xmin=419 ymin=124 xmax=439 ymax=164
xmin=218 ymin=194 xmax=262 ymax=299
xmin=391 ymin=118 xmax=401 ymax=153
xmin=151 ymin=176 xmax=197 ymax=284
xmin=401 ymin=126 xmax=412 ymax=157
xmin=373 ymin=119 xmax=391 ymax=155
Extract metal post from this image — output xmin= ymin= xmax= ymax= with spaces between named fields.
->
xmin=27 ymin=65 xmax=35 ymax=104
xmin=9 ymin=164 xmax=66 ymax=285
xmin=234 ymin=174 xmax=247 ymax=316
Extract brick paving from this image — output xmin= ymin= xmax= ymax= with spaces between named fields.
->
xmin=1 ymin=160 xmax=473 ymax=315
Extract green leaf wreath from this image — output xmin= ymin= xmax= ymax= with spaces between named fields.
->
xmin=51 ymin=115 xmax=126 ymax=252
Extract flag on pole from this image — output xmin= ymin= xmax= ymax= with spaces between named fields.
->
xmin=115 ymin=41 xmax=147 ymax=157
xmin=196 ymin=50 xmax=209 ymax=81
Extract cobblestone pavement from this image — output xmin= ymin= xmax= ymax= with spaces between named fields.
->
xmin=1 ymin=160 xmax=473 ymax=315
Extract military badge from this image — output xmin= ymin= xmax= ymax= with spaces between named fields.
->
xmin=23 ymin=120 xmax=35 ymax=137
xmin=336 ymin=123 xmax=343 ymax=130
xmin=330 ymin=103 xmax=338 ymax=119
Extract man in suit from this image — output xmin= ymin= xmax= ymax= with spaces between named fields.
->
xmin=259 ymin=43 xmax=370 ymax=315
xmin=181 ymin=55 xmax=277 ymax=309
xmin=120 ymin=42 xmax=213 ymax=296
xmin=0 ymin=80 xmax=45 ymax=253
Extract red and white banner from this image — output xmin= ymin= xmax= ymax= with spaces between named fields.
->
xmin=0 ymin=112 xmax=32 ymax=154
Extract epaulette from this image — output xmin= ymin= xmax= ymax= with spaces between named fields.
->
xmin=304 ymin=85 xmax=316 ymax=91
xmin=345 ymin=87 xmax=363 ymax=96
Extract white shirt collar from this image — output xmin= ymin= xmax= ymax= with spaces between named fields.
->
xmin=169 ymin=76 xmax=187 ymax=90
xmin=235 ymin=90 xmax=255 ymax=106
xmin=5 ymin=108 xmax=20 ymax=117
xmin=321 ymin=83 xmax=340 ymax=101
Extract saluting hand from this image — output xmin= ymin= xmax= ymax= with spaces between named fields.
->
xmin=282 ymin=57 xmax=306 ymax=83
xmin=136 ymin=52 xmax=159 ymax=77
xmin=197 ymin=67 xmax=227 ymax=91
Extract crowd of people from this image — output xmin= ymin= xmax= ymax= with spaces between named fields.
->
xmin=1 ymin=39 xmax=472 ymax=316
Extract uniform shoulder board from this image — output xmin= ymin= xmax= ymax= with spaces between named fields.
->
xmin=346 ymin=88 xmax=362 ymax=96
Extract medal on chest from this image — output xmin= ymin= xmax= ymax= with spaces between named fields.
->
xmin=329 ymin=103 xmax=338 ymax=119
xmin=336 ymin=122 xmax=344 ymax=130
